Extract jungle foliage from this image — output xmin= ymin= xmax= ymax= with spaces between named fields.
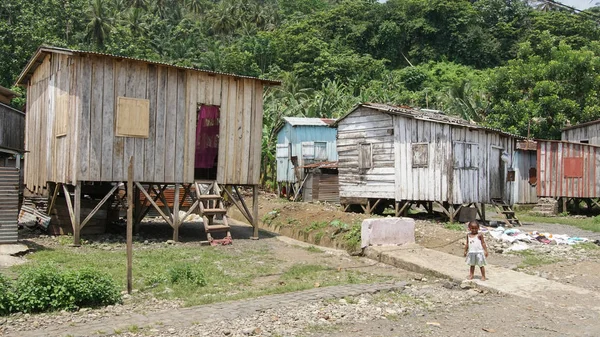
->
xmin=2 ymin=0 xmax=600 ymax=186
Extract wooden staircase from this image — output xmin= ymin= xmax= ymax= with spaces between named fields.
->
xmin=194 ymin=181 xmax=232 ymax=245
xmin=491 ymin=198 xmax=522 ymax=227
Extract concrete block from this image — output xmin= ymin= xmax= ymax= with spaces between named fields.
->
xmin=361 ymin=217 xmax=415 ymax=248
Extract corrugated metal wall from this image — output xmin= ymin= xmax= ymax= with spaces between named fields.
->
xmin=537 ymin=141 xmax=600 ymax=198
xmin=276 ymin=123 xmax=338 ymax=183
xmin=0 ymin=167 xmax=20 ymax=243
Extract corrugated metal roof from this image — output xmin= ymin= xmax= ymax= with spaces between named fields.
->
xmin=283 ymin=117 xmax=336 ymax=127
xmin=15 ymin=45 xmax=281 ymax=86
xmin=334 ymin=103 xmax=524 ymax=139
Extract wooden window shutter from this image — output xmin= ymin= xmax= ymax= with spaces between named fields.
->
xmin=359 ymin=143 xmax=372 ymax=169
xmin=55 ymin=94 xmax=69 ymax=137
xmin=116 ymin=97 xmax=150 ymax=138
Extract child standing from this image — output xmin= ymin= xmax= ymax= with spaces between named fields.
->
xmin=464 ymin=221 xmax=488 ymax=281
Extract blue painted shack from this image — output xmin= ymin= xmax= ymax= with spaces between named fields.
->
xmin=275 ymin=117 xmax=337 ymax=197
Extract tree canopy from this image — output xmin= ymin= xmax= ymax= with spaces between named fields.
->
xmin=2 ymin=0 xmax=600 ymax=185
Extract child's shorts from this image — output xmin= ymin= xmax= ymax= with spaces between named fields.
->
xmin=466 ymin=252 xmax=487 ymax=267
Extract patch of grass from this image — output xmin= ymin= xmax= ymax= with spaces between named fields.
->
xmin=127 ymin=325 xmax=140 ymax=333
xmin=305 ymin=245 xmax=323 ymax=253
xmin=314 ymin=231 xmax=325 ymax=245
xmin=15 ymin=243 xmax=390 ymax=309
xmin=574 ymin=242 xmax=600 ymax=251
xmin=510 ymin=250 xmax=560 ymax=268
xmin=443 ymin=222 xmax=465 ymax=231
xmin=517 ymin=212 xmax=600 ymax=232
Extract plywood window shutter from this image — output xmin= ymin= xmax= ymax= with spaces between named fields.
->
xmin=314 ymin=142 xmax=327 ymax=161
xmin=276 ymin=144 xmax=289 ymax=158
xmin=55 ymin=94 xmax=69 ymax=137
xmin=302 ymin=141 xmax=315 ymax=159
xmin=411 ymin=143 xmax=428 ymax=168
xmin=359 ymin=143 xmax=372 ymax=169
xmin=116 ymin=97 xmax=150 ymax=138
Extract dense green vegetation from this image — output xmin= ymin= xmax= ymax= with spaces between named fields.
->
xmin=2 ymin=0 xmax=600 ymax=186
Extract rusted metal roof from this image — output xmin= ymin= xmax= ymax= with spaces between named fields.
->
xmin=0 ymin=167 xmax=20 ymax=243
xmin=334 ymin=103 xmax=524 ymax=139
xmin=516 ymin=140 xmax=537 ymax=151
xmin=15 ymin=45 xmax=281 ymax=86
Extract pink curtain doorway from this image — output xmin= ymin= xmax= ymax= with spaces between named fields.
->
xmin=194 ymin=105 xmax=220 ymax=179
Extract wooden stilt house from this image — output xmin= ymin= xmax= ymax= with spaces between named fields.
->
xmin=334 ymin=103 xmax=523 ymax=223
xmin=16 ymin=45 xmax=279 ymax=245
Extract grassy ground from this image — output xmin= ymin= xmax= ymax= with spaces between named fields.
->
xmin=8 ymin=241 xmax=390 ymax=307
xmin=516 ymin=212 xmax=600 ymax=232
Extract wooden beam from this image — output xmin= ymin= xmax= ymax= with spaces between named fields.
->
xmin=73 ymin=182 xmax=81 ymax=246
xmin=62 ymin=184 xmax=76 ymax=233
xmin=398 ymin=201 xmax=411 ymax=216
xmin=136 ymin=184 xmax=168 ymax=224
xmin=252 ymin=185 xmax=259 ymax=239
xmin=135 ymin=182 xmax=173 ymax=227
xmin=223 ymin=186 xmax=253 ymax=224
xmin=434 ymin=201 xmax=451 ymax=218
xmin=234 ymin=186 xmax=253 ymax=224
xmin=80 ymin=183 xmax=120 ymax=229
xmin=47 ymin=183 xmax=60 ymax=216
xmin=173 ymin=183 xmax=180 ymax=242
xmin=370 ymin=199 xmax=382 ymax=214
xmin=126 ymin=157 xmax=133 ymax=294
xmin=153 ymin=185 xmax=173 ymax=221
xmin=394 ymin=201 xmax=400 ymax=217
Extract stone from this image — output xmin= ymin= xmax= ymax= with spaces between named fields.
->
xmin=460 ymin=281 xmax=473 ymax=290
xmin=361 ymin=218 xmax=416 ymax=248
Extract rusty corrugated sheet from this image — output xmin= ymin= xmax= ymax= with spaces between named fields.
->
xmin=0 ymin=167 xmax=20 ymax=243
xmin=537 ymin=140 xmax=600 ymax=198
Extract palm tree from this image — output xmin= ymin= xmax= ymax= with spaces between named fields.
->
xmin=85 ymin=0 xmax=113 ymax=49
xmin=441 ymin=80 xmax=489 ymax=123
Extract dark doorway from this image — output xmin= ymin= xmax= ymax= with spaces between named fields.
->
xmin=194 ymin=105 xmax=220 ymax=180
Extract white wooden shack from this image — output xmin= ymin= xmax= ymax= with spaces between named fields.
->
xmin=562 ymin=119 xmax=600 ymax=145
xmin=334 ymin=103 xmax=521 ymax=222
xmin=16 ymin=46 xmax=279 ymax=245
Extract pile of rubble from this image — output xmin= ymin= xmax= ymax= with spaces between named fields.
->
xmin=483 ymin=226 xmax=596 ymax=254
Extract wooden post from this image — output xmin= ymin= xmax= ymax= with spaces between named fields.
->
xmin=562 ymin=197 xmax=567 ymax=214
xmin=481 ymin=203 xmax=486 ymax=224
xmin=126 ymin=157 xmax=133 ymax=295
xmin=47 ymin=183 xmax=60 ymax=216
xmin=173 ymin=183 xmax=180 ymax=242
xmin=394 ymin=201 xmax=400 ymax=217
xmin=252 ymin=185 xmax=259 ymax=239
xmin=73 ymin=182 xmax=81 ymax=246
xmin=449 ymin=204 xmax=455 ymax=223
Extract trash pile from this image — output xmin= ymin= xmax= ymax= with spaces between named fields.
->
xmin=484 ymin=226 xmax=592 ymax=252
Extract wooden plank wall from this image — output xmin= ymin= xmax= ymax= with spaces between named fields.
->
xmin=0 ymin=104 xmax=25 ymax=152
xmin=337 ymin=107 xmax=515 ymax=205
xmin=537 ymin=141 xmax=600 ymax=198
xmin=562 ymin=124 xmax=600 ymax=146
xmin=513 ymin=150 xmax=538 ymax=204
xmin=337 ymin=107 xmax=395 ymax=199
xmin=24 ymin=53 xmax=266 ymax=190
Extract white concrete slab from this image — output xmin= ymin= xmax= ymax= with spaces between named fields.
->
xmin=361 ymin=217 xmax=415 ymax=248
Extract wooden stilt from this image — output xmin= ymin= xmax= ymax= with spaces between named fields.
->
xmin=449 ymin=204 xmax=455 ymax=223
xmin=223 ymin=187 xmax=253 ymax=224
xmin=136 ymin=182 xmax=173 ymax=227
xmin=252 ymin=185 xmax=259 ymax=239
xmin=395 ymin=201 xmax=400 ymax=217
xmin=73 ymin=182 xmax=81 ymax=246
xmin=398 ymin=201 xmax=411 ymax=216
xmin=234 ymin=186 xmax=253 ymax=223
xmin=481 ymin=203 xmax=486 ymax=224
xmin=126 ymin=157 xmax=133 ymax=294
xmin=173 ymin=183 xmax=180 ymax=242
xmin=47 ymin=183 xmax=60 ymax=216
xmin=427 ymin=201 xmax=433 ymax=214
xmin=62 ymin=184 xmax=76 ymax=235
xmin=80 ymin=183 xmax=120 ymax=229
xmin=562 ymin=197 xmax=567 ymax=214
xmin=434 ymin=201 xmax=451 ymax=219
xmin=136 ymin=184 xmax=168 ymax=224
